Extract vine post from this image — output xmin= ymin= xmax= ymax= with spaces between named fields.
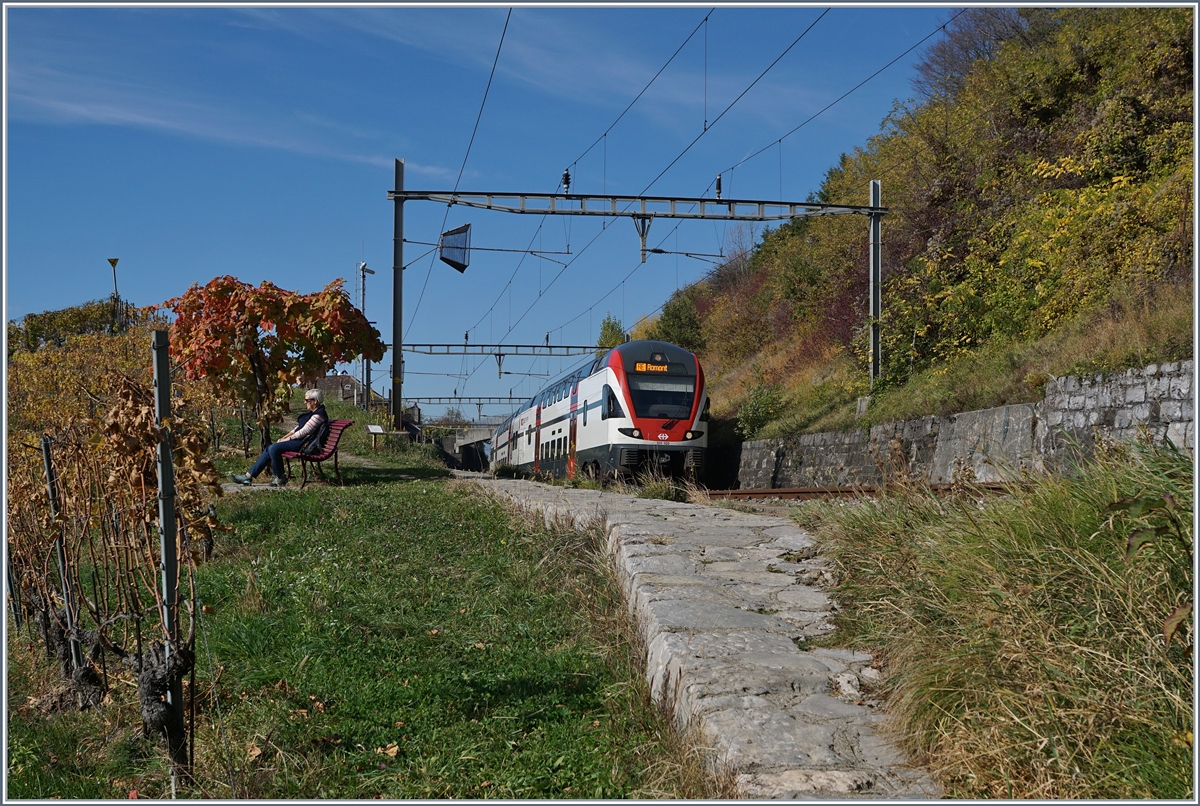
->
xmin=41 ymin=437 xmax=83 ymax=674
xmin=152 ymin=329 xmax=186 ymax=786
xmin=5 ymin=560 xmax=21 ymax=629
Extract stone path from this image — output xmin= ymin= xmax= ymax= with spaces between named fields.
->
xmin=464 ymin=474 xmax=939 ymax=800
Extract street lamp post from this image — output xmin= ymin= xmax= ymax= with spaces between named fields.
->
xmin=107 ymin=258 xmax=120 ymax=333
xmin=359 ymin=261 xmax=375 ymax=410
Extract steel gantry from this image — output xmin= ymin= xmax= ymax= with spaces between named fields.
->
xmin=388 ymin=158 xmax=886 ymax=428
xmin=402 ymin=343 xmax=596 ymax=356
xmin=402 ymin=343 xmax=598 ymax=380
xmin=405 ymin=397 xmax=525 ymax=405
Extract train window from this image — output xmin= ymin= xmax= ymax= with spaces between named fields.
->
xmin=601 ymin=384 xmax=624 ymax=420
xmin=582 ymin=400 xmax=587 ymax=427
xmin=626 ymin=376 xmax=696 ymax=419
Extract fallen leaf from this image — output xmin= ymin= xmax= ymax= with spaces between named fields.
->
xmin=592 ymin=720 xmax=600 ymax=727
xmin=247 ymin=744 xmax=262 ymax=761
xmin=375 ymin=743 xmax=399 ymax=758
xmin=428 ymin=629 xmax=439 ymax=636
xmin=394 ymin=721 xmax=405 ymax=727
xmin=291 ymin=709 xmax=308 ymax=719
xmin=474 ymin=642 xmax=485 ymax=649
xmin=201 ymin=605 xmax=216 ymax=615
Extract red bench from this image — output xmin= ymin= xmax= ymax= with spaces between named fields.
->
xmin=283 ymin=419 xmax=354 ymax=489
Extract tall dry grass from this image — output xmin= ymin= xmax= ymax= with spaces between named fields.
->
xmin=802 ymin=439 xmax=1193 ymax=798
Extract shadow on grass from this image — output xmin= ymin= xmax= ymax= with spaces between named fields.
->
xmin=458 ymin=672 xmax=601 ymax=723
xmin=331 ymin=465 xmax=452 ymax=485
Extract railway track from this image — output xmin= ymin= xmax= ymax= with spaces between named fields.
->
xmin=707 ymin=482 xmax=1010 ymax=500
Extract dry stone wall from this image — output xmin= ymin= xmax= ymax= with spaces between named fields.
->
xmin=738 ymin=361 xmax=1193 ymax=489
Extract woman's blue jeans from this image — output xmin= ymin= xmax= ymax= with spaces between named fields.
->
xmin=248 ymin=439 xmax=305 ymax=480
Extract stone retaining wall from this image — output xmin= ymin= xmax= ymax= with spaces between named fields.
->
xmin=738 ymin=360 xmax=1193 ymax=489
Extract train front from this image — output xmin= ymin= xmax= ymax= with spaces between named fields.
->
xmin=605 ymin=340 xmax=707 ymax=477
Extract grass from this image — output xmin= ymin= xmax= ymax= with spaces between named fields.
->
xmin=796 ymin=439 xmax=1193 ymax=799
xmin=8 ymin=442 xmax=728 ymax=798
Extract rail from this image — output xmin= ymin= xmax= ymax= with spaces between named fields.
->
xmin=707 ymin=482 xmax=1012 ymax=500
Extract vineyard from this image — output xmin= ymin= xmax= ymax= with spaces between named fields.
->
xmin=6 ymin=280 xmax=384 ymax=790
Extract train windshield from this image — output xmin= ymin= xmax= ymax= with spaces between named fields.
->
xmin=627 ymin=376 xmax=696 ymax=419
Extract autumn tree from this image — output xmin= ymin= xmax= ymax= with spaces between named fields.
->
xmin=164 ymin=276 xmax=385 ymax=451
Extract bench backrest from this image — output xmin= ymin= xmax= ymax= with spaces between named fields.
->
xmin=306 ymin=419 xmax=353 ymax=460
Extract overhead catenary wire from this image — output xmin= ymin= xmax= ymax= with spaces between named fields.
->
xmin=718 ymin=8 xmax=968 ymax=177
xmin=638 ymin=7 xmax=829 ymax=195
xmin=568 ymin=8 xmax=714 ymax=170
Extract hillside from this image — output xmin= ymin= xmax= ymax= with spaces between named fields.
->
xmin=636 ymin=7 xmax=1193 ymax=439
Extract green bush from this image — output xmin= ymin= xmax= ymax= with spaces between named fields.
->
xmin=735 ymin=367 xmax=782 ymax=439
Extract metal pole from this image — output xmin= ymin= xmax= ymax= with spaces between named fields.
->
xmin=392 ymin=158 xmax=405 ymax=431
xmin=151 ymin=330 xmax=183 ymax=770
xmin=41 ymin=437 xmax=82 ymax=671
xmin=108 ymin=258 xmax=120 ymax=334
xmin=868 ymin=180 xmax=882 ymax=387
xmin=359 ymin=261 xmax=367 ymax=407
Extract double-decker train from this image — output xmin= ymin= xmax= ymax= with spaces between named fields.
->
xmin=490 ymin=340 xmax=708 ymax=479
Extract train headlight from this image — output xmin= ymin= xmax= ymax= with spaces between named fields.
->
xmin=617 ymin=427 xmax=642 ymax=439
xmin=685 ymin=430 xmax=699 ymax=440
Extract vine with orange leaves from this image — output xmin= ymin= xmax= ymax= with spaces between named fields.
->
xmin=162 ymin=275 xmax=385 ymax=452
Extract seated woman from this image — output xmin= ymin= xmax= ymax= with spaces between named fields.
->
xmin=231 ymin=389 xmax=328 ymax=487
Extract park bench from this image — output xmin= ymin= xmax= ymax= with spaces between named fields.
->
xmin=283 ymin=419 xmax=353 ymax=489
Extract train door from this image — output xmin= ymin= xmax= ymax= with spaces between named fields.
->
xmin=533 ymin=402 xmax=542 ymax=474
xmin=567 ymin=382 xmax=578 ymax=479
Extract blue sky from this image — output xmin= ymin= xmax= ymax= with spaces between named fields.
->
xmin=5 ymin=2 xmax=956 ymax=413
